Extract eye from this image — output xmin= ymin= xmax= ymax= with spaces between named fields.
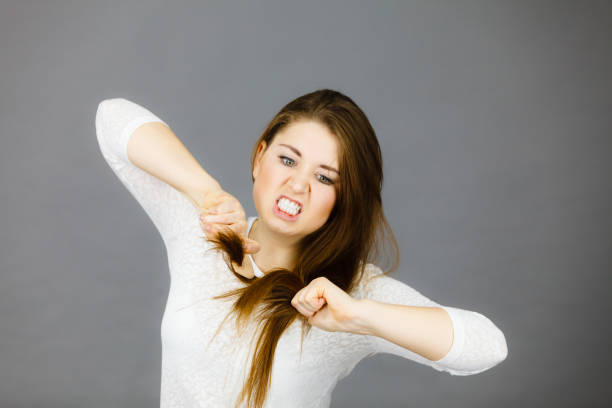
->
xmin=279 ymin=155 xmax=295 ymax=167
xmin=279 ymin=155 xmax=335 ymax=185
xmin=317 ymin=174 xmax=334 ymax=185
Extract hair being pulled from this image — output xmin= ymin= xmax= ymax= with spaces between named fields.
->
xmin=204 ymin=89 xmax=399 ymax=408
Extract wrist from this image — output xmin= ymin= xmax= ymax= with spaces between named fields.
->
xmin=346 ymin=298 xmax=378 ymax=336
xmin=185 ymin=179 xmax=222 ymax=210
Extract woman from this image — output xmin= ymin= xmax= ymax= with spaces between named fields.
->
xmin=95 ymin=89 xmax=507 ymax=408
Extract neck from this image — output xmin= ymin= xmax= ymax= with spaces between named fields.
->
xmin=249 ymin=217 xmax=298 ymax=272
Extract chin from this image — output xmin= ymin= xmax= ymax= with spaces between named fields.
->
xmin=268 ymin=212 xmax=306 ymax=234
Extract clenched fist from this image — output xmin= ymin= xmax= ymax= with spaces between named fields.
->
xmin=197 ymin=188 xmax=261 ymax=254
xmin=291 ymin=277 xmax=363 ymax=333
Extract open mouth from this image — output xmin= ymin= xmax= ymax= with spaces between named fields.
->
xmin=275 ymin=195 xmax=302 ymax=217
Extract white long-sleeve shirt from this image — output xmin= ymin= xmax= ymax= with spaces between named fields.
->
xmin=94 ymin=97 xmax=508 ymax=408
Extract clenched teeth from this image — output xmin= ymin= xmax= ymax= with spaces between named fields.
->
xmin=278 ymin=198 xmax=301 ymax=215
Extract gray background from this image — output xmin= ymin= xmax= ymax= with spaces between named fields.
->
xmin=1 ymin=0 xmax=610 ymax=407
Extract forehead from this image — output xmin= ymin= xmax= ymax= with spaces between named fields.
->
xmin=272 ymin=120 xmax=340 ymax=165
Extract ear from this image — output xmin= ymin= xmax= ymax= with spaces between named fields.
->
xmin=252 ymin=140 xmax=267 ymax=180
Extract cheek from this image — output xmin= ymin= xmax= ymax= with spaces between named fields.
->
xmin=260 ymin=163 xmax=284 ymax=190
xmin=254 ymin=162 xmax=282 ymax=200
xmin=316 ymin=188 xmax=336 ymax=214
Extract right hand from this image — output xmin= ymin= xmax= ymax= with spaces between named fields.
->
xmin=197 ymin=188 xmax=261 ymax=254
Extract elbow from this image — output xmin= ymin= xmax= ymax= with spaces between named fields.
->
xmin=95 ymin=100 xmax=109 ymax=146
xmin=468 ymin=317 xmax=509 ymax=376
xmin=438 ymin=312 xmax=508 ymax=376
xmin=95 ymin=98 xmax=114 ymax=135
xmin=96 ymin=97 xmax=130 ymax=120
xmin=96 ymin=98 xmax=113 ymax=117
xmin=477 ymin=325 xmax=508 ymax=375
xmin=485 ymin=315 xmax=508 ymax=368
xmin=95 ymin=98 xmax=120 ymax=126
xmin=95 ymin=98 xmax=128 ymax=141
xmin=95 ymin=98 xmax=128 ymax=160
xmin=496 ymin=327 xmax=508 ymax=365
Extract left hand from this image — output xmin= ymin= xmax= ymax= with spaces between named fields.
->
xmin=291 ymin=277 xmax=361 ymax=333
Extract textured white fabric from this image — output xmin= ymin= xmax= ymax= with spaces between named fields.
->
xmin=95 ymin=98 xmax=508 ymax=407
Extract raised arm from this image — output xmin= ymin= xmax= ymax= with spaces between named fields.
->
xmin=357 ymin=263 xmax=508 ymax=376
xmin=125 ymin=118 xmax=221 ymax=209
xmin=95 ymin=97 xmax=221 ymax=242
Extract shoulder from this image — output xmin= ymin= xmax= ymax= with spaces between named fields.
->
xmin=361 ymin=262 xmax=387 ymax=282
xmin=96 ymin=98 xmax=167 ymax=129
xmin=350 ymin=262 xmax=388 ymax=298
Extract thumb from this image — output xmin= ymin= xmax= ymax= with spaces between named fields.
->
xmin=244 ymin=239 xmax=261 ymax=254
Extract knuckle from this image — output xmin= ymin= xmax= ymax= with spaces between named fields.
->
xmin=313 ymin=277 xmax=326 ymax=285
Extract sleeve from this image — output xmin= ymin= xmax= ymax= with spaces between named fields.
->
xmin=94 ymin=97 xmax=202 ymax=244
xmin=360 ymin=264 xmax=508 ymax=376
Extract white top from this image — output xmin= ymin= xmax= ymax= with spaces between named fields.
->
xmin=246 ymin=217 xmax=266 ymax=278
xmin=95 ymin=97 xmax=508 ymax=407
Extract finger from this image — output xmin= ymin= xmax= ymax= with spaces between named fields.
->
xmin=200 ymin=215 xmax=232 ymax=226
xmin=309 ymin=297 xmax=325 ymax=312
xmin=311 ymin=293 xmax=326 ymax=308
xmin=313 ymin=296 xmax=326 ymax=309
xmin=200 ymin=207 xmax=218 ymax=215
xmin=199 ymin=214 xmax=245 ymax=231
xmin=297 ymin=305 xmax=315 ymax=317
xmin=200 ymin=217 xmax=232 ymax=233
xmin=199 ymin=219 xmax=216 ymax=235
xmin=302 ymin=304 xmax=317 ymax=314
xmin=203 ymin=223 xmax=232 ymax=237
xmin=291 ymin=294 xmax=304 ymax=310
xmin=290 ymin=298 xmax=307 ymax=316
xmin=204 ymin=202 xmax=241 ymax=218
xmin=244 ymin=239 xmax=261 ymax=254
xmin=204 ymin=200 xmax=228 ymax=214
xmin=212 ymin=199 xmax=238 ymax=214
xmin=295 ymin=294 xmax=318 ymax=315
xmin=200 ymin=212 xmax=242 ymax=225
xmin=299 ymin=292 xmax=317 ymax=310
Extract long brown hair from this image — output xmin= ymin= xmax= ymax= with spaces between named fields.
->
xmin=206 ymin=89 xmax=399 ymax=408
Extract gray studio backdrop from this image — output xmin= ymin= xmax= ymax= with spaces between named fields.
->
xmin=1 ymin=1 xmax=610 ymax=407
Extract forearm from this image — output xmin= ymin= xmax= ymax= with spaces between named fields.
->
xmin=351 ymin=298 xmax=454 ymax=361
xmin=127 ymin=121 xmax=221 ymax=208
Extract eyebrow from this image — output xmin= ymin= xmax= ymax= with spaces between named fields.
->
xmin=277 ymin=143 xmax=339 ymax=174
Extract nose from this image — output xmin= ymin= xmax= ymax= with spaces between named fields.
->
xmin=288 ymin=173 xmax=309 ymax=194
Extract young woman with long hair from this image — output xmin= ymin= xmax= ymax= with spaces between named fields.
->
xmin=95 ymin=89 xmax=507 ymax=408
